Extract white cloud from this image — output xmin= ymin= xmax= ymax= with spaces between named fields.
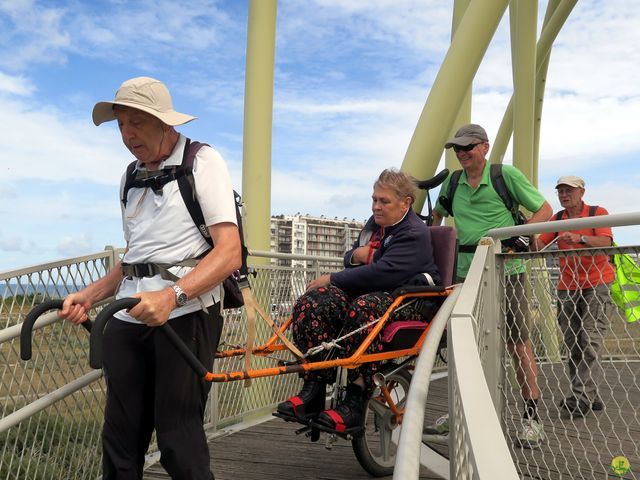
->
xmin=0 ymin=96 xmax=127 ymax=184
xmin=0 ymin=235 xmax=22 ymax=252
xmin=0 ymin=1 xmax=70 ymax=70
xmin=56 ymin=233 xmax=93 ymax=257
xmin=2 ymin=0 xmax=640 ymax=271
xmin=0 ymin=72 xmax=35 ymax=95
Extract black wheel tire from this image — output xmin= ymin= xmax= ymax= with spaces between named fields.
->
xmin=352 ymin=366 xmax=412 ymax=477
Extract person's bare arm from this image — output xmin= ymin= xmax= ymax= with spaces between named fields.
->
xmin=59 ymin=261 xmax=125 ymax=324
xmin=431 ymin=211 xmax=443 ymax=226
xmin=527 ymin=201 xmax=553 ymax=224
xmin=559 ymin=232 xmax=612 ymax=248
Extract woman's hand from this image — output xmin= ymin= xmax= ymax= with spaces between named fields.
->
xmin=306 ymin=274 xmax=331 ymax=292
xmin=351 ymin=246 xmax=373 ymax=265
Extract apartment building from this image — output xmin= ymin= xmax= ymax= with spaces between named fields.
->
xmin=270 ymin=214 xmax=365 ymax=267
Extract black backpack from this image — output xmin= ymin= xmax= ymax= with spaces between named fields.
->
xmin=121 ymin=138 xmax=249 ymax=309
xmin=438 ymin=164 xmax=527 ymax=225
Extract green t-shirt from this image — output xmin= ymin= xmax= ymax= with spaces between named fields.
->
xmin=434 ymin=162 xmax=546 ymax=279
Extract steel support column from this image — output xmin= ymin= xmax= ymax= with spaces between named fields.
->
xmin=242 ymin=0 xmax=277 ymax=261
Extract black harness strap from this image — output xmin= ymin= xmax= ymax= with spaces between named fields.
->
xmin=441 ymin=164 xmax=521 ymax=223
xmin=552 ymin=205 xmax=599 ymax=239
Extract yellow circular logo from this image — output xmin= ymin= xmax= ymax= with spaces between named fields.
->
xmin=610 ymin=456 xmax=630 ymax=476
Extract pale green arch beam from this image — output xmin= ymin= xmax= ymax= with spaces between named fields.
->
xmin=241 ymin=0 xmax=277 ymax=262
xmin=490 ymin=0 xmax=578 ymax=187
xmin=401 ymin=0 xmax=509 ymax=213
xmin=532 ymin=0 xmax=561 ymax=187
xmin=509 ymin=0 xmax=538 ymax=179
xmin=444 ymin=0 xmax=472 ymax=177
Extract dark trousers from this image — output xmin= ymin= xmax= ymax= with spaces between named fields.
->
xmin=101 ymin=305 xmax=223 ymax=480
xmin=557 ymin=285 xmax=611 ymax=403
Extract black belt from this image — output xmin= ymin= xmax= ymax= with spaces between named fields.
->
xmin=459 ymin=244 xmax=477 ymax=253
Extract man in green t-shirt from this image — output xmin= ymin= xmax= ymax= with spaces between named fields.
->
xmin=428 ymin=123 xmax=552 ymax=448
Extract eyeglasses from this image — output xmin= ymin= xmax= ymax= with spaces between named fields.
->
xmin=453 ymin=143 xmax=481 ymax=153
xmin=556 ymin=187 xmax=579 ymax=195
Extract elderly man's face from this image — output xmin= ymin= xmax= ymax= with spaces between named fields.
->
xmin=455 ymin=141 xmax=489 ymax=171
xmin=114 ymin=105 xmax=168 ymax=169
xmin=557 ymin=185 xmax=584 ymax=210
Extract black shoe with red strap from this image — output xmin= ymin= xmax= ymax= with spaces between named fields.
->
xmin=274 ymin=380 xmax=326 ymax=423
xmin=311 ymin=383 xmax=366 ymax=437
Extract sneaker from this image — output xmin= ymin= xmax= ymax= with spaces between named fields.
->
xmin=424 ymin=413 xmax=449 ymax=435
xmin=515 ymin=418 xmax=545 ymax=449
xmin=558 ymin=396 xmax=592 ymax=418
xmin=559 ymin=395 xmax=603 ymax=412
xmin=592 ymin=397 xmax=604 ymax=411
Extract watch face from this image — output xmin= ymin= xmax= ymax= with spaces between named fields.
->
xmin=177 ymin=293 xmax=188 ymax=306
xmin=172 ymin=285 xmax=188 ymax=306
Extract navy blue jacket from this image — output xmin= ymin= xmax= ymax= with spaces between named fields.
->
xmin=330 ymin=210 xmax=440 ymax=297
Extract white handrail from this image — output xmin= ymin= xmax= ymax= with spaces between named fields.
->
xmin=488 ymin=211 xmax=640 ymax=238
xmin=393 ymin=287 xmax=460 ymax=480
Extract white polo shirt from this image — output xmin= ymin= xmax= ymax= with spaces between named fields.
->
xmin=115 ymin=134 xmax=237 ymax=323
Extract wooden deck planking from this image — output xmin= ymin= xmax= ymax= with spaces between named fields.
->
xmin=144 ymin=362 xmax=639 ymax=479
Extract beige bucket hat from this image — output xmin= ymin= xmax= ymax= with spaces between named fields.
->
xmin=92 ymin=76 xmax=196 ymax=126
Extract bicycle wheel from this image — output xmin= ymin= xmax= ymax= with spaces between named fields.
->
xmin=352 ymin=366 xmax=412 ymax=477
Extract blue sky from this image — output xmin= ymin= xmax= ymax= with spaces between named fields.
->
xmin=2 ymin=0 xmax=639 ymax=271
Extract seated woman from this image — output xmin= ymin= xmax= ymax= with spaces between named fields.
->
xmin=277 ymin=168 xmax=441 ymax=433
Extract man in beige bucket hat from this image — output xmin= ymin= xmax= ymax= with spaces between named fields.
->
xmin=60 ymin=76 xmax=241 ymax=479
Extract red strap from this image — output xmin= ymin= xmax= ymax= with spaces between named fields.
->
xmin=366 ymin=227 xmax=384 ymax=264
xmin=366 ymin=241 xmax=380 ymax=264
xmin=325 ymin=410 xmax=346 ymax=432
xmin=289 ymin=396 xmax=303 ymax=407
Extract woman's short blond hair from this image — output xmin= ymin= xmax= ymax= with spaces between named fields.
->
xmin=374 ymin=168 xmax=417 ymax=204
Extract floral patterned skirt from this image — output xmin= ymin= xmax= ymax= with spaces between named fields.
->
xmin=290 ymin=285 xmax=425 ymax=396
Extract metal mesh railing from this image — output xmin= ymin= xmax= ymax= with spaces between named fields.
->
xmin=0 ymin=251 xmax=116 ymax=480
xmin=0 ymin=248 xmax=342 ymax=480
xmin=499 ymin=245 xmax=640 ymax=479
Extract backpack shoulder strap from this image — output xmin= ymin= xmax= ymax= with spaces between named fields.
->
xmin=588 ymin=205 xmax=598 ymax=217
xmin=177 ymin=138 xmax=214 ymax=247
xmin=551 ymin=209 xmax=565 ymax=239
xmin=178 ymin=139 xmax=249 ymax=277
xmin=443 ymin=169 xmax=463 ymax=216
xmin=489 ymin=163 xmax=516 ymax=214
xmin=121 ymin=161 xmax=139 ymax=208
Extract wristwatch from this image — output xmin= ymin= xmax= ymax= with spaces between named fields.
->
xmin=171 ymin=284 xmax=189 ymax=307
xmin=579 ymin=235 xmax=588 ymax=245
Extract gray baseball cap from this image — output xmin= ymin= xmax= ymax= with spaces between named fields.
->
xmin=444 ymin=123 xmax=489 ymax=148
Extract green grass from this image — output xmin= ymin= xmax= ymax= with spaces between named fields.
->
xmin=0 ymin=411 xmax=102 ymax=480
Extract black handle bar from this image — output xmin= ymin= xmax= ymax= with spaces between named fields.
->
xmin=21 ymin=299 xmax=93 ymax=361
xmin=89 ymin=298 xmax=209 ymax=379
xmin=415 ymin=169 xmax=449 ymax=191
